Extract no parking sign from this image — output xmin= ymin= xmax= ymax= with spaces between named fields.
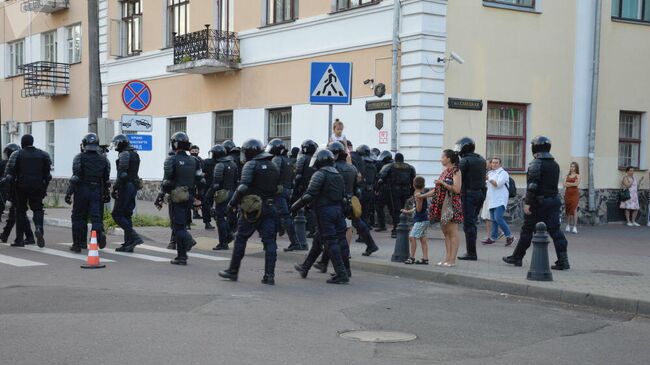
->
xmin=122 ymin=80 xmax=152 ymax=112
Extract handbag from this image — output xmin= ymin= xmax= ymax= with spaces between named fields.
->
xmin=440 ymin=192 xmax=454 ymax=226
xmin=619 ymin=189 xmax=631 ymax=202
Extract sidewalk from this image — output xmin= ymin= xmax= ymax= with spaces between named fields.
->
xmin=42 ymin=200 xmax=650 ymax=316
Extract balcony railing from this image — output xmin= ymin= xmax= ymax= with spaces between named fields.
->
xmin=166 ymin=25 xmax=240 ymax=75
xmin=21 ymin=0 xmax=69 ymax=13
xmin=19 ymin=61 xmax=70 ymax=98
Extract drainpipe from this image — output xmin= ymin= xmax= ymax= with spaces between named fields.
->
xmin=587 ymin=0 xmax=602 ymax=224
xmin=390 ymin=0 xmax=401 ymax=152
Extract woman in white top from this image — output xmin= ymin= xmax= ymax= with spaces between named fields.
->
xmin=482 ymin=158 xmax=515 ymax=246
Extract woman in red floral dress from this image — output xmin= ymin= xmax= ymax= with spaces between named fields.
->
xmin=420 ymin=149 xmax=463 ymax=267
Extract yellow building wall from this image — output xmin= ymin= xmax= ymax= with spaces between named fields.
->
xmin=444 ymin=1 xmax=578 ymax=186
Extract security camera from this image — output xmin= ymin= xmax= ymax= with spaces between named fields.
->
xmin=450 ymin=51 xmax=465 ymax=65
xmin=363 ymin=79 xmax=374 ymax=85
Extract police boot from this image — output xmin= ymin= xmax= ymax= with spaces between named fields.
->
xmin=343 ymin=256 xmax=352 ymax=278
xmin=98 ymin=232 xmax=107 ymax=250
xmin=362 ymin=235 xmax=379 ymax=257
xmin=502 ymin=255 xmax=523 ymax=267
xmin=205 ymin=222 xmax=215 ymax=230
xmin=294 ymin=263 xmax=309 ymax=279
xmin=283 ymin=244 xmax=299 ymax=252
xmin=0 ymin=231 xmax=9 ymax=243
xmin=120 ymin=231 xmax=144 ymax=252
xmin=34 ymin=226 xmax=45 ymax=248
xmin=167 ymin=237 xmax=176 ymax=250
xmin=355 ymin=236 xmax=366 ymax=243
xmin=375 ymin=226 xmax=387 ymax=232
xmin=313 ymin=262 xmax=328 ymax=273
xmin=390 ymin=229 xmax=397 ymax=239
xmin=261 ymin=275 xmax=275 ymax=286
xmin=218 ymin=269 xmax=238 ymax=281
xmin=213 ymin=243 xmax=229 ymax=250
xmin=551 ymin=252 xmax=570 ymax=270
xmin=10 ymin=240 xmax=24 ymax=247
xmin=170 ymin=258 xmax=187 ymax=265
xmin=186 ymin=237 xmax=197 ymax=252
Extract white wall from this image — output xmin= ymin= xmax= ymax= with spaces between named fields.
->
xmin=52 ymin=118 xmax=87 ymax=177
xmin=233 ymin=108 xmax=266 ymax=145
xmin=187 ymin=112 xmax=214 ymax=152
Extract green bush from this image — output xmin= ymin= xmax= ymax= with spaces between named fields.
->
xmin=103 ymin=210 xmax=169 ymax=229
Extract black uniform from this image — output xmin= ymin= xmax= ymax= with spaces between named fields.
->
xmin=190 ymin=152 xmax=204 ymax=220
xmin=361 ymin=155 xmax=378 ymax=227
xmin=219 ymin=139 xmax=280 ymax=285
xmin=504 ymin=136 xmax=570 ymax=270
xmin=292 ymin=150 xmax=350 ymax=284
xmin=293 ymin=142 xmax=317 ymax=237
xmin=4 ymin=136 xmax=52 ymax=247
xmin=162 ymin=144 xmax=204 ymax=265
xmin=112 ymin=139 xmax=143 ymax=252
xmin=210 ymin=155 xmax=238 ymax=249
xmin=373 ymin=151 xmax=393 ymax=231
xmin=201 ymin=155 xmax=217 ymax=228
xmin=378 ymin=155 xmax=416 ymax=237
xmin=272 ymin=152 xmax=301 ymax=250
xmin=458 ymin=152 xmax=487 ymax=260
xmin=0 ymin=146 xmax=34 ymax=245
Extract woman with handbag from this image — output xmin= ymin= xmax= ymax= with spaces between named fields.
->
xmin=421 ymin=149 xmax=463 ymax=267
xmin=620 ymin=166 xmax=641 ymax=227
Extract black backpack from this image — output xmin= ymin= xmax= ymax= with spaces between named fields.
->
xmin=507 ymin=177 xmax=517 ymax=198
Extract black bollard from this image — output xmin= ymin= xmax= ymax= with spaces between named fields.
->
xmin=391 ymin=213 xmax=411 ymax=262
xmin=527 ymin=222 xmax=553 ymax=282
xmin=294 ymin=209 xmax=307 ymax=247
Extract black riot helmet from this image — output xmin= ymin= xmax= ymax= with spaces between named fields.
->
xmin=356 ymin=144 xmax=371 ymax=157
xmin=82 ymin=133 xmax=100 ymax=152
xmin=301 ymin=139 xmax=318 ymax=155
xmin=112 ymin=134 xmax=131 ymax=152
xmin=222 ymin=140 xmax=236 ymax=153
xmin=531 ymin=135 xmax=552 ymax=155
xmin=454 ymin=137 xmax=475 ymax=157
xmin=310 ymin=149 xmax=335 ymax=170
xmin=290 ymin=147 xmax=300 ymax=159
xmin=378 ymin=150 xmax=393 ymax=163
xmin=241 ymin=139 xmax=264 ymax=162
xmin=170 ymin=132 xmax=191 ymax=151
xmin=327 ymin=141 xmax=346 ymax=161
xmin=371 ymin=148 xmax=380 ymax=158
xmin=210 ymin=144 xmax=227 ymax=160
xmin=3 ymin=143 xmax=20 ymax=159
xmin=266 ymin=138 xmax=287 ymax=156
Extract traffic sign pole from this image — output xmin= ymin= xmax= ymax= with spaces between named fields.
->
xmin=328 ymin=104 xmax=333 ymax=144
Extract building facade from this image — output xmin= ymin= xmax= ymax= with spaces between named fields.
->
xmin=1 ymin=0 xmax=649 ymax=222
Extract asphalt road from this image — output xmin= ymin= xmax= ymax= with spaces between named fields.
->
xmin=0 ymin=226 xmax=648 ymax=365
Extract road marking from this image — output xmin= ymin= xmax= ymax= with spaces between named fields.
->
xmin=19 ymin=245 xmax=116 ymax=262
xmin=56 ymin=242 xmax=170 ymax=263
xmin=139 ymin=244 xmax=229 ymax=261
xmin=0 ymin=253 xmax=47 ymax=267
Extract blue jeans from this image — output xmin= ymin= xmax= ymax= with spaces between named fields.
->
xmin=489 ymin=205 xmax=511 ymax=240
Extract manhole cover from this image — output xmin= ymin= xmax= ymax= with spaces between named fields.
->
xmin=590 ymin=270 xmax=643 ymax=277
xmin=339 ymin=330 xmax=417 ymax=343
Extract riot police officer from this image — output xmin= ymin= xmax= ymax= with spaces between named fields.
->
xmin=111 ymin=134 xmax=144 ymax=253
xmin=201 ymin=145 xmax=219 ymax=230
xmin=378 ymin=153 xmax=416 ymax=238
xmin=503 ymin=136 xmax=570 ymax=270
xmin=292 ymin=149 xmax=349 ymax=284
xmin=206 ymin=144 xmax=238 ymax=251
xmin=357 ymin=145 xmax=377 ymax=230
xmin=0 ymin=143 xmax=35 ymax=245
xmin=293 ymin=139 xmax=318 ymax=238
xmin=267 ymin=138 xmax=301 ymax=251
xmin=65 ymin=133 xmax=111 ymax=253
xmin=4 ymin=134 xmax=52 ymax=248
xmin=289 ymin=147 xmax=300 ymax=166
xmin=190 ymin=145 xmax=203 ymax=220
xmin=219 ymin=139 xmax=280 ymax=285
xmin=374 ymin=150 xmax=393 ymax=232
xmin=455 ymin=137 xmax=486 ymax=261
xmin=222 ymin=140 xmax=241 ymax=232
xmin=156 ymin=132 xmax=204 ymax=265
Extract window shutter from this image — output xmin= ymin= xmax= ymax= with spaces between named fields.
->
xmin=110 ymin=19 xmax=125 ymax=57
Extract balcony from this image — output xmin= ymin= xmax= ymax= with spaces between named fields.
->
xmin=21 ymin=0 xmax=69 ymax=13
xmin=166 ymin=26 xmax=241 ymax=75
xmin=19 ymin=61 xmax=70 ymax=98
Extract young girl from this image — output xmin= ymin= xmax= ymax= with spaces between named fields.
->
xmin=401 ymin=176 xmax=429 ymax=265
xmin=330 ymin=119 xmax=349 ymax=150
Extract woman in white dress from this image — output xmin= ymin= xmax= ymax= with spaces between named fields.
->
xmin=620 ymin=166 xmax=641 ymax=227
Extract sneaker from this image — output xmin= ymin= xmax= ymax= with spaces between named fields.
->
xmin=572 ymin=226 xmax=578 ymax=234
xmin=481 ymin=238 xmax=496 ymax=245
xmin=647 ymin=222 xmax=650 ymax=227
xmin=505 ymin=236 xmax=516 ymax=247
xmin=626 ymin=222 xmax=634 ymax=227
xmin=633 ymin=222 xmax=641 ymax=227
xmin=565 ymin=225 xmax=571 ymax=232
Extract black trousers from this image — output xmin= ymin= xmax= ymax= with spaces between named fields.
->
xmin=16 ymin=187 xmax=45 ymax=244
xmin=512 ymin=197 xmax=568 ymax=259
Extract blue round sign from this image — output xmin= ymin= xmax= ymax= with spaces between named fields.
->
xmin=122 ymin=80 xmax=152 ymax=112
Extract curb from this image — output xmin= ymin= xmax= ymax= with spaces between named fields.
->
xmin=44 ymin=217 xmax=125 ymax=236
xmin=268 ymin=250 xmax=650 ymax=317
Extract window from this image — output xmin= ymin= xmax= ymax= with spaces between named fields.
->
xmin=336 ymin=0 xmax=380 ymax=11
xmin=2 ymin=124 xmax=10 ymax=149
xmin=8 ymin=40 xmax=25 ymax=76
xmin=486 ymin=102 xmax=527 ymax=171
xmin=268 ymin=108 xmax=291 ymax=142
xmin=217 ymin=0 xmax=234 ymax=32
xmin=484 ymin=0 xmax=535 ymax=9
xmin=46 ymin=121 xmax=55 ymax=166
xmin=266 ymin=0 xmax=295 ymax=25
xmin=42 ymin=31 xmax=57 ymax=63
xmin=121 ymin=0 xmax=142 ymax=55
xmin=168 ymin=0 xmax=189 ymax=46
xmin=612 ymin=0 xmax=650 ymax=22
xmin=169 ymin=117 xmax=187 ymax=136
xmin=22 ymin=122 xmax=32 ymax=136
xmin=618 ymin=112 xmax=642 ymax=169
xmin=214 ymin=111 xmax=233 ymax=144
xmin=66 ymin=24 xmax=82 ymax=63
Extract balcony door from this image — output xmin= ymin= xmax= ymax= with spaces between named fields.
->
xmin=217 ymin=0 xmax=233 ymax=32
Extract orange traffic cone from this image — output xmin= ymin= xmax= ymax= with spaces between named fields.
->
xmin=81 ymin=231 xmax=106 ymax=269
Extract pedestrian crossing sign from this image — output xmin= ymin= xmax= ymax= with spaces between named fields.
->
xmin=310 ymin=62 xmax=352 ymax=105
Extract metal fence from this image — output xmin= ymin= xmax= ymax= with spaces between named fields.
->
xmin=19 ymin=61 xmax=70 ymax=98
xmin=173 ymin=26 xmax=240 ymax=65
